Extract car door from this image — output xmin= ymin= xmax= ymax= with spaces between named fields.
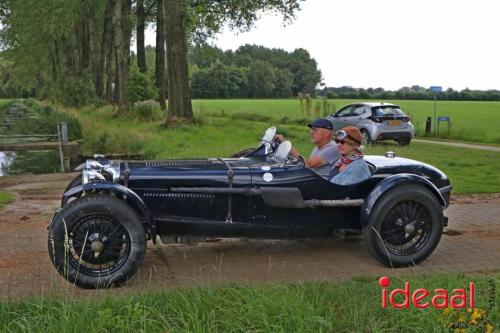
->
xmin=331 ymin=105 xmax=355 ymax=130
xmin=341 ymin=105 xmax=367 ymax=127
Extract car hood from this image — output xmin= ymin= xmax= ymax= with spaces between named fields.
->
xmin=125 ymin=157 xmax=265 ymax=172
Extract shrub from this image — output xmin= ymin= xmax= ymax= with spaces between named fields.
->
xmin=132 ymin=101 xmax=163 ymax=121
xmin=51 ymin=72 xmax=95 ymax=107
xmin=126 ymin=67 xmax=156 ymax=104
xmin=85 ymin=128 xmax=143 ymax=154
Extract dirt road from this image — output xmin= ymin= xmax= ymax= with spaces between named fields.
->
xmin=1 ymin=173 xmax=499 ymax=299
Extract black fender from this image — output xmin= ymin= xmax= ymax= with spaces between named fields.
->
xmin=62 ymin=182 xmax=153 ymax=237
xmin=360 ymin=173 xmax=445 ymax=227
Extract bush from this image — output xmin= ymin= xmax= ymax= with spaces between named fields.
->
xmin=51 ymin=72 xmax=95 ymax=107
xmin=131 ymin=101 xmax=163 ymax=121
xmin=126 ymin=67 xmax=156 ymax=104
xmin=85 ymin=128 xmax=143 ymax=154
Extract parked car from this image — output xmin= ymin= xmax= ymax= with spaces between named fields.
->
xmin=48 ymin=127 xmax=451 ymax=288
xmin=327 ymin=102 xmax=414 ymax=145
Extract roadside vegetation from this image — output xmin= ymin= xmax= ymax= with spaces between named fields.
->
xmin=0 ymin=273 xmax=497 ymax=332
xmin=0 ymin=191 xmax=15 ymax=210
xmin=0 ymin=100 xmax=82 ymax=140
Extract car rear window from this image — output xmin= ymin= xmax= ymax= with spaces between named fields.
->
xmin=372 ymin=106 xmax=405 ymax=117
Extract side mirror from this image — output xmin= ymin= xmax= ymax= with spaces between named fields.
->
xmin=274 ymin=141 xmax=292 ymax=161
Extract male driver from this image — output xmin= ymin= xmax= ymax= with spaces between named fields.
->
xmin=276 ymin=118 xmax=339 ymax=179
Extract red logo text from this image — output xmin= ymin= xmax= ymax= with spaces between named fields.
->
xmin=379 ymin=276 xmax=475 ymax=309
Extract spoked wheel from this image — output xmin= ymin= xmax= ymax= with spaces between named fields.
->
xmin=362 ymin=184 xmax=444 ymax=267
xmin=48 ymin=195 xmax=146 ymax=288
xmin=67 ymin=214 xmax=131 ymax=277
xmin=380 ymin=200 xmax=432 ymax=256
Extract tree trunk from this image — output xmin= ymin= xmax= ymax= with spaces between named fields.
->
xmin=102 ymin=0 xmax=115 ymax=102
xmin=136 ymin=0 xmax=147 ymax=73
xmin=87 ymin=0 xmax=102 ymax=98
xmin=165 ymin=0 xmax=193 ymax=120
xmin=81 ymin=18 xmax=90 ymax=73
xmin=73 ymin=25 xmax=82 ymax=75
xmin=112 ymin=0 xmax=128 ymax=107
xmin=124 ymin=0 xmax=132 ymax=66
xmin=155 ymin=0 xmax=166 ymax=111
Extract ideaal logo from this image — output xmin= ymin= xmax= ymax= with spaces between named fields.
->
xmin=379 ymin=276 xmax=475 ymax=309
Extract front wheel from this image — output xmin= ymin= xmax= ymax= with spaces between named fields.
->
xmin=48 ymin=194 xmax=146 ymax=288
xmin=362 ymin=184 xmax=444 ymax=267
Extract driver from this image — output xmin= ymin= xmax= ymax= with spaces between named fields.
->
xmin=275 ymin=118 xmax=339 ymax=179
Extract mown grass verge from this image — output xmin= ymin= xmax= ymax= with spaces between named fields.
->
xmin=0 ymin=273 xmax=497 ymax=332
xmin=0 ymin=191 xmax=15 ymax=210
xmin=193 ymin=99 xmax=500 ymax=145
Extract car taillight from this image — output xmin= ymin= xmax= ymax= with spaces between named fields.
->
xmin=402 ymin=116 xmax=411 ymax=122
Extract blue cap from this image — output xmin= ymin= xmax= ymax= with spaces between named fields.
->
xmin=307 ymin=118 xmax=333 ymax=130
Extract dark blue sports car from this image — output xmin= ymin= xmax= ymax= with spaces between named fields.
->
xmin=48 ymin=127 xmax=452 ymax=288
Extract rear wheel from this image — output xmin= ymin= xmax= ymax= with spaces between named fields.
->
xmin=360 ymin=129 xmax=371 ymax=145
xmin=362 ymin=184 xmax=444 ymax=267
xmin=397 ymin=138 xmax=411 ymax=146
xmin=48 ymin=194 xmax=146 ymax=288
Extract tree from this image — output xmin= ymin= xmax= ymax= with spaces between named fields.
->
xmin=272 ymin=68 xmax=293 ymax=98
xmin=248 ymin=60 xmax=275 ymax=98
xmin=155 ymin=0 xmax=167 ymax=111
xmin=136 ymin=0 xmax=147 ymax=73
xmin=161 ymin=0 xmax=304 ymax=120
xmin=165 ymin=0 xmax=193 ymax=120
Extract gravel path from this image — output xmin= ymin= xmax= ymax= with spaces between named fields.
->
xmin=413 ymin=139 xmax=500 ymax=152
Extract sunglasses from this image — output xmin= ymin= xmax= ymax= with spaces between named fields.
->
xmin=335 ymin=140 xmax=347 ymax=145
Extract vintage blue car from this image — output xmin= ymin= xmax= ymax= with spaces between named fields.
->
xmin=48 ymin=127 xmax=452 ymax=288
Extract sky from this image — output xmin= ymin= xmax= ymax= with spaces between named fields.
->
xmin=143 ymin=0 xmax=500 ymax=91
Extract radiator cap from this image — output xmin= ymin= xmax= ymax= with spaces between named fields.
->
xmin=385 ymin=151 xmax=396 ymax=158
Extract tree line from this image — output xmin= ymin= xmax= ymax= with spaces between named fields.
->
xmin=189 ymin=45 xmax=322 ymax=98
xmin=320 ymin=85 xmax=500 ymax=101
xmin=0 ymin=0 xmax=304 ymax=122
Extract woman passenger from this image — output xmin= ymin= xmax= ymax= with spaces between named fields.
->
xmin=329 ymin=126 xmax=371 ymax=185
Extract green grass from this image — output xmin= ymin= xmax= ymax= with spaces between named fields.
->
xmin=0 ymin=273 xmax=497 ymax=332
xmin=193 ymin=99 xmax=500 ymax=145
xmin=59 ymin=103 xmax=500 ymax=194
xmin=0 ymin=191 xmax=15 ymax=210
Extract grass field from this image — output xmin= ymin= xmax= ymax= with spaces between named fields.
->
xmin=0 ymin=273 xmax=497 ymax=332
xmin=193 ymin=99 xmax=500 ymax=145
xmin=60 ymin=103 xmax=500 ymax=194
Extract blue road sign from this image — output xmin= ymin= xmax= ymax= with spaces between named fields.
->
xmin=430 ymin=86 xmax=443 ymax=93
xmin=438 ymin=116 xmax=450 ymax=122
